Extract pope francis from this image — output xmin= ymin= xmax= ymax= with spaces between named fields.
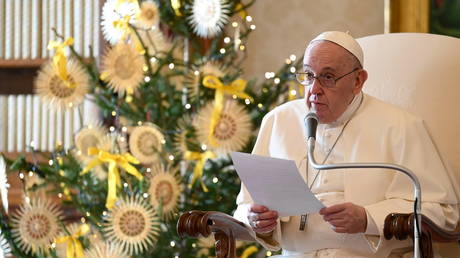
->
xmin=233 ymin=31 xmax=459 ymax=257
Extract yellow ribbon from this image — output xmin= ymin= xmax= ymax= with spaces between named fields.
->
xmin=116 ymin=0 xmax=139 ymax=9
xmin=81 ymin=148 xmax=143 ymax=209
xmin=202 ymin=75 xmax=253 ymax=146
xmin=235 ymin=3 xmax=248 ymax=19
xmin=184 ymin=151 xmax=216 ymax=192
xmin=112 ymin=15 xmax=145 ymax=54
xmin=47 ymin=37 xmax=75 ymax=88
xmin=54 ymin=224 xmax=90 ymax=258
xmin=240 ymin=245 xmax=258 ymax=258
xmin=171 ymin=0 xmax=182 ymax=16
xmin=288 ymin=82 xmax=305 ymax=101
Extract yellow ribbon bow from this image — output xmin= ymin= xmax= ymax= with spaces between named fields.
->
xmin=235 ymin=3 xmax=248 ymax=19
xmin=240 ymin=245 xmax=258 ymax=258
xmin=202 ymin=75 xmax=253 ymax=146
xmin=171 ymin=0 xmax=182 ymax=16
xmin=81 ymin=148 xmax=143 ymax=209
xmin=116 ymin=0 xmax=139 ymax=9
xmin=47 ymin=37 xmax=75 ymax=89
xmin=184 ymin=150 xmax=216 ymax=192
xmin=112 ymin=16 xmax=145 ymax=55
xmin=54 ymin=224 xmax=90 ymax=258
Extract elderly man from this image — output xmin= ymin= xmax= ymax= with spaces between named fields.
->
xmin=233 ymin=31 xmax=459 ymax=257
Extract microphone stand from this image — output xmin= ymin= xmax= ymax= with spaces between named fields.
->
xmin=305 ymin=113 xmax=422 ymax=258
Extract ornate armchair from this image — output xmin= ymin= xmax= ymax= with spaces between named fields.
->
xmin=177 ymin=33 xmax=460 ymax=258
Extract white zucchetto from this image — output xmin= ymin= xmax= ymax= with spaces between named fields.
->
xmin=310 ymin=31 xmax=364 ymax=67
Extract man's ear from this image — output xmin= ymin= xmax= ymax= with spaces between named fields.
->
xmin=353 ymin=69 xmax=368 ymax=94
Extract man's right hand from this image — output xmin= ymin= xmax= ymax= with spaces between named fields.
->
xmin=247 ymin=204 xmax=278 ymax=234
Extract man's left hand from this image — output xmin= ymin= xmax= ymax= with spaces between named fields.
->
xmin=319 ymin=202 xmax=367 ymax=233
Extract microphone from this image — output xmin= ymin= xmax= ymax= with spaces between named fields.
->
xmin=304 ymin=108 xmax=319 ymax=140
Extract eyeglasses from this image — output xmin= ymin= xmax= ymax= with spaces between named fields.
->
xmin=295 ymin=67 xmax=360 ymax=88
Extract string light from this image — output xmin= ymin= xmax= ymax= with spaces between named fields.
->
xmin=185 ymin=103 xmax=191 ymax=109
xmin=265 ymin=72 xmax=276 ymax=79
xmin=103 ymin=211 xmax=108 ymax=216
xmin=51 ymin=243 xmax=56 ymax=249
xmin=109 ymin=126 xmax=115 ymax=132
xmin=290 ymin=89 xmax=297 ymax=96
xmin=123 ymin=183 xmax=128 ymax=188
xmin=121 ymin=127 xmax=128 ymax=132
xmin=219 ymin=48 xmax=226 ymax=54
xmin=143 ymin=65 xmax=148 ymax=71
xmin=150 ymin=57 xmax=157 ymax=63
xmin=266 ymin=251 xmax=272 ymax=256
xmin=58 ymin=193 xmax=63 ymax=198
xmin=239 ymin=45 xmax=245 ymax=51
xmin=146 ymin=168 xmax=151 ymax=173
xmin=245 ymin=98 xmax=251 ymax=105
xmin=232 ymin=22 xmax=238 ymax=27
xmin=137 ymin=121 xmax=143 ymax=126
xmin=245 ymin=15 xmax=253 ymax=22
xmin=19 ymin=173 xmax=24 ymax=179
xmin=81 ymin=217 xmax=86 ymax=223
xmin=119 ymin=137 xmax=125 ymax=142
xmin=68 ymin=102 xmax=74 ymax=108
xmin=143 ymin=193 xmax=149 ymax=198
xmin=224 ymin=37 xmax=231 ymax=43
xmin=285 ymin=58 xmax=292 ymax=65
xmin=201 ymin=144 xmax=207 ymax=151
xmin=194 ymin=70 xmax=200 ymax=76
xmin=257 ymin=103 xmax=263 ymax=109
xmin=170 ymin=241 xmax=176 ymax=247
xmin=161 ymin=139 xmax=166 ymax=144
xmin=212 ymin=177 xmax=218 ymax=183
xmin=48 ymin=160 xmax=54 ymax=166
xmin=144 ymin=76 xmax=151 ymax=82
xmin=28 ymin=171 xmax=33 ymax=177
xmin=289 ymin=54 xmax=297 ymax=61
xmin=25 ymin=196 xmax=30 ymax=204
xmin=232 ymin=95 xmax=237 ymax=99
xmin=169 ymin=63 xmax=175 ymax=69
xmin=250 ymin=24 xmax=256 ymax=30
xmin=290 ymin=66 xmax=296 ymax=73
xmin=168 ymin=155 xmax=175 ymax=161
xmin=274 ymin=78 xmax=280 ymax=84
xmin=86 ymin=211 xmax=90 ymax=217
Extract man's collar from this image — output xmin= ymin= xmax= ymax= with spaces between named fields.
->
xmin=326 ymin=91 xmax=363 ymax=128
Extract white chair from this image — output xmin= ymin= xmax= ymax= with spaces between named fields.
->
xmin=358 ymin=32 xmax=460 ymax=258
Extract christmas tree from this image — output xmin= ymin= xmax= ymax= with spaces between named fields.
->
xmin=0 ymin=0 xmax=303 ymax=257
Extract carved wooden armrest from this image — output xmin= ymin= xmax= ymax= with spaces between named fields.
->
xmin=384 ymin=213 xmax=460 ymax=258
xmin=177 ymin=210 xmax=255 ymax=258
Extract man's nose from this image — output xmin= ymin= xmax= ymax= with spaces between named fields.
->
xmin=309 ymin=78 xmax=323 ymax=94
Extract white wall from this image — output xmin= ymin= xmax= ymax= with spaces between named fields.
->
xmin=243 ymin=0 xmax=385 ymax=80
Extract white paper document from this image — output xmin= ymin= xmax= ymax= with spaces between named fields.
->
xmin=231 ymin=152 xmax=325 ymax=217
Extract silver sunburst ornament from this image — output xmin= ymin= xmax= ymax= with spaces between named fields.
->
xmin=0 ymin=230 xmax=11 ymax=258
xmin=187 ymin=0 xmax=230 ymax=38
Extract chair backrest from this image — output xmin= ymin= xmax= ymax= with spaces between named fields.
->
xmin=357 ymin=33 xmax=460 ymax=189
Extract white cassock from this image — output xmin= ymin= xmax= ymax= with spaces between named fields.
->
xmin=234 ymin=92 xmax=459 ymax=258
